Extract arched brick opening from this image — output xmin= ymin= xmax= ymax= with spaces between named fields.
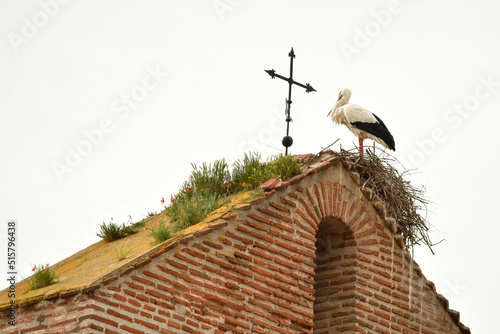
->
xmin=313 ymin=216 xmax=357 ymax=333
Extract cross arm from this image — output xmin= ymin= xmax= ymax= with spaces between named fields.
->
xmin=264 ymin=69 xmax=316 ymax=93
xmin=293 ymin=81 xmax=316 ymax=93
xmin=265 ymin=69 xmax=287 ymax=81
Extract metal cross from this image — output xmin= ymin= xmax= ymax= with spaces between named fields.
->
xmin=265 ymin=47 xmax=316 ymax=155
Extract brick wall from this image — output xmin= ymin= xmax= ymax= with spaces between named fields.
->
xmin=0 ymin=158 xmax=469 ymax=334
xmin=0 ymin=293 xmax=95 ymax=333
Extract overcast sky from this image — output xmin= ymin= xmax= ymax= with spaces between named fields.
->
xmin=1 ymin=0 xmax=499 ymax=332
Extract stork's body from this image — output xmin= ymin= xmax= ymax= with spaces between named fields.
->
xmin=328 ymin=88 xmax=395 ymax=155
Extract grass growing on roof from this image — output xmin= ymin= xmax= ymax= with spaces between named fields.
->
xmin=231 ymin=152 xmax=275 ymax=192
xmin=188 ymin=159 xmax=231 ymax=197
xmin=111 ymin=242 xmax=134 ymax=262
xmin=148 ymin=218 xmax=174 ymax=244
xmin=93 ymin=152 xmax=302 ymax=246
xmin=96 ymin=216 xmax=144 ymax=242
xmin=268 ymin=153 xmax=302 ymax=180
xmin=29 ymin=264 xmax=58 ymax=289
xmin=162 ymin=152 xmax=302 ymax=240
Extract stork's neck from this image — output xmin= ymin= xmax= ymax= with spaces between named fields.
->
xmin=332 ymin=95 xmax=350 ymax=111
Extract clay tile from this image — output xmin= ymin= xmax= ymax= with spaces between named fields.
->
xmin=133 ymin=258 xmax=151 ymax=269
xmin=448 ymin=309 xmax=460 ymax=324
xmin=426 ymin=280 xmax=436 ymax=292
xmin=384 ymin=217 xmax=397 ymax=234
xmin=372 ymin=200 xmax=387 ymax=219
xmin=362 ymin=187 xmax=373 ymax=200
xmin=294 ymin=153 xmax=314 ymax=163
xmin=394 ymin=235 xmax=404 ymax=249
xmin=312 ymin=160 xmax=332 ymax=173
xmin=436 ymin=294 xmax=449 ymax=311
xmin=349 ymin=171 xmax=360 ymax=186
xmin=459 ymin=323 xmax=471 ymax=334
xmin=259 ymin=177 xmax=281 ymax=191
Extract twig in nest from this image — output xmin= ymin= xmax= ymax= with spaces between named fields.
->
xmin=333 ymin=147 xmax=435 ymax=254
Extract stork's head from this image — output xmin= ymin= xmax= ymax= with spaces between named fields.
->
xmin=337 ymin=88 xmax=351 ymax=102
xmin=327 ymin=88 xmax=352 ymax=116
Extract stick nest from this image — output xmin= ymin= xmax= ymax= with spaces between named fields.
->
xmin=334 ymin=148 xmax=435 ymax=254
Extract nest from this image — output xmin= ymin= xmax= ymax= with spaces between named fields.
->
xmin=331 ymin=147 xmax=436 ymax=254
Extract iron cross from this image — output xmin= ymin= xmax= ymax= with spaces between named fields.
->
xmin=265 ymin=47 xmax=316 ymax=155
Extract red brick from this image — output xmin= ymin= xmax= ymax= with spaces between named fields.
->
xmin=157 ymin=264 xmax=179 ymax=277
xmin=181 ymin=247 xmax=206 ymax=260
xmin=296 ymin=209 xmax=318 ymax=231
xmin=257 ymin=207 xmax=293 ymax=224
xmin=269 ymin=201 xmax=291 ymax=213
xmin=298 ymin=197 xmax=320 ymax=225
xmin=134 ymin=318 xmax=160 ymax=331
xmin=120 ymin=304 xmax=140 ymax=314
xmin=163 ymin=258 xmax=188 ymax=271
xmin=143 ymin=270 xmax=169 ymax=283
xmin=94 ymin=315 xmax=119 ymax=328
xmin=202 ymin=240 xmax=224 ymax=250
xmin=131 ymin=275 xmax=155 ymax=287
xmin=225 ymin=316 xmax=251 ymax=329
xmin=120 ymin=325 xmax=144 ymax=334
xmin=107 ymin=309 xmax=133 ymax=323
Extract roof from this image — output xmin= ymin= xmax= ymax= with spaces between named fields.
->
xmin=0 ymin=190 xmax=254 ymax=309
xmin=0 ymin=151 xmax=470 ymax=333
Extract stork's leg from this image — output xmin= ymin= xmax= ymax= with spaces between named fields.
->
xmin=358 ymin=138 xmax=364 ymax=155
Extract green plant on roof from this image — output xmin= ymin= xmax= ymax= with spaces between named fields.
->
xmin=145 ymin=211 xmax=157 ymax=217
xmin=268 ymin=153 xmax=302 ymax=180
xmin=148 ymin=218 xmax=174 ymax=244
xmin=230 ymin=152 xmax=275 ymax=192
xmin=29 ymin=264 xmax=58 ymax=289
xmin=168 ymin=192 xmax=228 ymax=230
xmin=188 ymin=159 xmax=231 ymax=197
xmin=160 ymin=152 xmax=302 ymax=237
xmin=96 ymin=216 xmax=144 ymax=242
xmin=111 ymin=242 xmax=135 ymax=261
xmin=231 ymin=152 xmax=301 ymax=192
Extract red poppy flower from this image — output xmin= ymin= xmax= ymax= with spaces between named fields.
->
xmin=225 ymin=180 xmax=232 ymax=184
xmin=161 ymin=198 xmax=165 ymax=205
xmin=145 ymin=226 xmax=149 ymax=231
xmin=182 ymin=206 xmax=185 ymax=212
xmin=32 ymin=265 xmax=36 ymax=271
xmin=166 ymin=225 xmax=169 ymax=229
xmin=187 ymin=186 xmax=191 ymax=192
xmin=242 ymin=182 xmax=246 ymax=187
xmin=171 ymin=198 xmax=174 ymax=204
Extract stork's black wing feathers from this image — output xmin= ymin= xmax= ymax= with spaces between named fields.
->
xmin=351 ymin=113 xmax=395 ymax=151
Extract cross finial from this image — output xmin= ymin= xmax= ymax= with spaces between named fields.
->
xmin=265 ymin=48 xmax=316 ymax=155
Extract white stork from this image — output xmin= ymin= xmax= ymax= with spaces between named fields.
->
xmin=327 ymin=88 xmax=395 ymax=155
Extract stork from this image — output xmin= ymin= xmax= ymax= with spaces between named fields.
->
xmin=327 ymin=88 xmax=395 ymax=155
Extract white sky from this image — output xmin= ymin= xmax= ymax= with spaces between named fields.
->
xmin=1 ymin=0 xmax=499 ymax=331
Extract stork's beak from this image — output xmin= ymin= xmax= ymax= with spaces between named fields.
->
xmin=327 ymin=109 xmax=332 ymax=117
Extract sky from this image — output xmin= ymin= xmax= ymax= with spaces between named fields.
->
xmin=1 ymin=0 xmax=499 ymax=332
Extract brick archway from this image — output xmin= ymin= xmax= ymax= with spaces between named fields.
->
xmin=261 ymin=165 xmax=379 ymax=333
xmin=255 ymin=166 xmax=374 ymax=333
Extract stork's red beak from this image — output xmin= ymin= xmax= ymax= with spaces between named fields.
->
xmin=327 ymin=109 xmax=332 ymax=117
